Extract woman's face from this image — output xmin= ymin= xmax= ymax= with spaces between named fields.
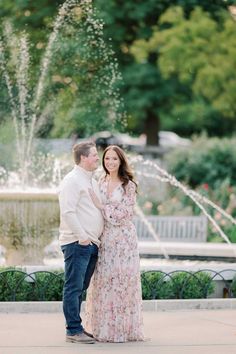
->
xmin=104 ymin=149 xmax=121 ymax=174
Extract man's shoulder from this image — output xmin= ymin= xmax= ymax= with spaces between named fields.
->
xmin=60 ymin=169 xmax=79 ymax=189
xmin=63 ymin=169 xmax=76 ymax=181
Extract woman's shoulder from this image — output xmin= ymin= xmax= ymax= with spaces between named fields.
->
xmin=126 ymin=179 xmax=137 ymax=192
xmin=98 ymin=174 xmax=107 ymax=185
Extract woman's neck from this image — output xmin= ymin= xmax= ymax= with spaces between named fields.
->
xmin=108 ymin=173 xmax=120 ymax=182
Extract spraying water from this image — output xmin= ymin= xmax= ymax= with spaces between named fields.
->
xmin=132 ymin=155 xmax=236 ymax=257
xmin=0 ymin=0 xmax=123 ymax=187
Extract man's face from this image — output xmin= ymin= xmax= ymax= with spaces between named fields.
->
xmin=83 ymin=147 xmax=99 ymax=171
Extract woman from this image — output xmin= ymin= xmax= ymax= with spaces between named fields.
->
xmin=84 ymin=145 xmax=144 ymax=342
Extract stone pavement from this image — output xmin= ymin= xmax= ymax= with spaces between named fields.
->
xmin=0 ymin=309 xmax=236 ymax=354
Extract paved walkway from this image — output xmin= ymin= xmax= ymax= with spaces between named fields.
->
xmin=0 ymin=309 xmax=236 ymax=354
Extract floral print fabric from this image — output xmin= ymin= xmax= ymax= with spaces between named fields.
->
xmin=84 ymin=178 xmax=144 ymax=342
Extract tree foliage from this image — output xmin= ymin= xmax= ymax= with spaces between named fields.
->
xmin=131 ymin=6 xmax=236 ymax=136
xmin=94 ymin=0 xmax=236 ymax=142
xmin=1 ymin=0 xmax=236 ymax=140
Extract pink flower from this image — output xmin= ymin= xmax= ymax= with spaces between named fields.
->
xmin=202 ymin=183 xmax=209 ymax=191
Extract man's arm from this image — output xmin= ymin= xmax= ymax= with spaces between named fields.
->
xmin=59 ymin=178 xmax=90 ymax=243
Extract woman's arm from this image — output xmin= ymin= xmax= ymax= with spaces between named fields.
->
xmin=101 ymin=181 xmax=136 ymax=226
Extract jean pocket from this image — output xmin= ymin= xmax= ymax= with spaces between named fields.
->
xmin=77 ymin=242 xmax=90 ymax=248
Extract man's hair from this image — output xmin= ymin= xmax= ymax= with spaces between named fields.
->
xmin=73 ymin=141 xmax=96 ymax=164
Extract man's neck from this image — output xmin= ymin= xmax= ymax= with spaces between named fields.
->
xmin=78 ymin=163 xmax=89 ymax=172
xmin=76 ymin=164 xmax=93 ymax=176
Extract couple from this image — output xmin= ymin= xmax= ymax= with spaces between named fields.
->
xmin=58 ymin=141 xmax=144 ymax=344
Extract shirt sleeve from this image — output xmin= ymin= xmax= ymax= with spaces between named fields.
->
xmin=102 ymin=181 xmax=136 ymax=226
xmin=58 ymin=178 xmax=88 ymax=242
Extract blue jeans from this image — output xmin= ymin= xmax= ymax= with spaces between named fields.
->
xmin=61 ymin=241 xmax=98 ymax=335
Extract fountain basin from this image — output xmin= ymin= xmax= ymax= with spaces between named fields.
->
xmin=0 ymin=190 xmax=59 ymax=265
xmin=1 ymin=191 xmax=235 ymax=267
xmin=139 ymin=241 xmax=236 ymax=262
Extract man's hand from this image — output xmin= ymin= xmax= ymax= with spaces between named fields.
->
xmin=79 ymin=239 xmax=91 ymax=246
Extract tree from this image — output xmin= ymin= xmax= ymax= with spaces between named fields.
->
xmin=1 ymin=0 xmax=235 ymax=141
xmin=131 ymin=6 xmax=236 ymax=136
xmin=94 ymin=0 xmax=235 ymax=143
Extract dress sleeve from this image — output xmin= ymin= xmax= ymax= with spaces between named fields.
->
xmin=102 ymin=181 xmax=136 ymax=226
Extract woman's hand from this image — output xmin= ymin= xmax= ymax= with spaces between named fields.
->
xmin=89 ymin=188 xmax=103 ymax=210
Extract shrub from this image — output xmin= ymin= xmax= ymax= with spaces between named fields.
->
xmin=0 ymin=269 xmax=35 ymax=301
xmin=0 ymin=268 xmax=216 ymax=301
xmin=0 ymin=268 xmax=64 ymax=301
xmin=171 ymin=271 xmax=215 ymax=299
xmin=30 ymin=271 xmax=64 ymax=301
xmin=141 ymin=271 xmax=173 ymax=299
xmin=141 ymin=270 xmax=215 ymax=299
xmin=166 ymin=135 xmax=236 ymax=189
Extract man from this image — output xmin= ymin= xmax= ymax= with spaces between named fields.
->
xmin=58 ymin=141 xmax=104 ymax=344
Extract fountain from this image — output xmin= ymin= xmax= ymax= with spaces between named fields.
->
xmin=0 ymin=0 xmax=236 ymax=285
xmin=132 ymin=156 xmax=236 ymax=248
xmin=0 ymin=0 xmax=123 ymax=189
xmin=0 ymin=0 xmax=124 ymax=264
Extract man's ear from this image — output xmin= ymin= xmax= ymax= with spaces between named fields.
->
xmin=80 ymin=154 xmax=86 ymax=162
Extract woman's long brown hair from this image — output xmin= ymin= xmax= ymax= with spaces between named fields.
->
xmin=102 ymin=145 xmax=137 ymax=192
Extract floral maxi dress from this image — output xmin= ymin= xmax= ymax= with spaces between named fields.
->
xmin=85 ymin=179 xmax=144 ymax=342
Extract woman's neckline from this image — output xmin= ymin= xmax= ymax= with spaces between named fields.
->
xmin=106 ymin=176 xmax=122 ymax=197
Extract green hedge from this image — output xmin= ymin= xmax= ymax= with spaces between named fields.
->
xmin=141 ymin=271 xmax=215 ymax=299
xmin=166 ymin=136 xmax=236 ymax=189
xmin=0 ymin=269 xmax=64 ymax=301
xmin=0 ymin=268 xmax=218 ymax=301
